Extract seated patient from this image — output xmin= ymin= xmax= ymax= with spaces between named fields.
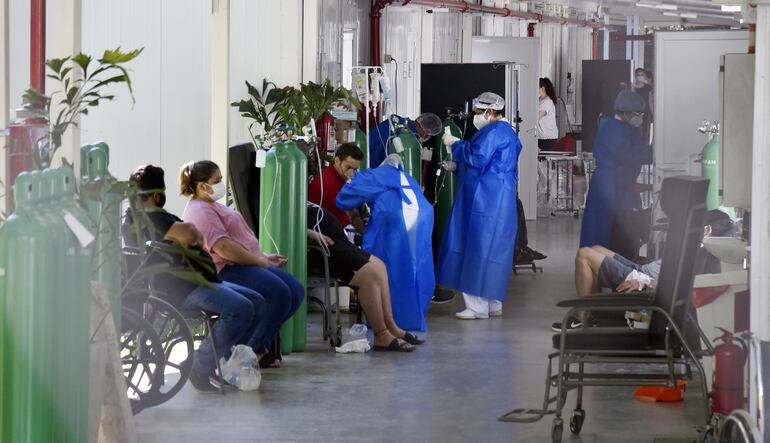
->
xmin=563 ymin=209 xmax=733 ymax=331
xmin=123 ymin=165 xmax=266 ymax=392
xmin=307 ymin=203 xmax=423 ymax=352
xmin=180 ymin=160 xmax=304 ymax=367
xmin=336 ymin=154 xmax=435 ymax=332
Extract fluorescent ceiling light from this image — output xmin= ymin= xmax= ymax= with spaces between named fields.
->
xmin=721 ymin=5 xmax=741 ymax=12
xmin=679 ymin=12 xmax=698 ymax=18
xmin=636 ymin=2 xmax=677 ymax=10
xmin=662 ymin=11 xmax=680 ymax=16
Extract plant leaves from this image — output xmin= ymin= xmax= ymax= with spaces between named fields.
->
xmin=100 ymin=46 xmax=144 ymax=64
xmin=91 ymin=74 xmax=127 ymax=90
xmin=72 ymin=53 xmax=92 ymax=76
xmin=46 ymin=57 xmax=69 ymax=75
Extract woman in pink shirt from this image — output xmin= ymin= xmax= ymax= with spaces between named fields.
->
xmin=180 ymin=161 xmax=303 ymax=366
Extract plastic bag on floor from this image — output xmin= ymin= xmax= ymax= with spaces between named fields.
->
xmin=335 ymin=338 xmax=370 ymax=353
xmin=220 ymin=344 xmax=261 ymax=391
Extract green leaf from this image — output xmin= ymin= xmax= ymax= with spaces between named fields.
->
xmin=60 ymin=66 xmax=73 ymax=81
xmin=246 ymin=80 xmax=262 ymax=102
xmin=100 ymin=46 xmax=144 ymax=64
xmin=72 ymin=53 xmax=92 ymax=76
xmin=81 ymin=108 xmax=89 ymax=115
xmin=46 ymin=57 xmax=69 ymax=75
xmin=66 ymin=87 xmax=78 ymax=105
xmin=91 ymin=74 xmax=127 ymax=90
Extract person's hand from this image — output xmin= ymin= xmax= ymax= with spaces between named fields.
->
xmin=312 ymin=231 xmax=334 ymax=247
xmin=442 ymin=132 xmax=459 ymax=152
xmin=616 ymin=279 xmax=650 ymax=293
xmin=267 ymin=254 xmax=288 ymax=267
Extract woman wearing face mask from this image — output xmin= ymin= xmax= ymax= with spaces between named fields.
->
xmin=180 ymin=160 xmax=304 ymax=367
xmin=537 ymin=77 xmax=559 ymax=151
xmin=580 ymin=89 xmax=653 ymax=260
xmin=437 ymin=92 xmax=523 ymax=320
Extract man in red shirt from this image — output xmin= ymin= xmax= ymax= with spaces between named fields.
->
xmin=308 ymin=143 xmax=365 ymax=231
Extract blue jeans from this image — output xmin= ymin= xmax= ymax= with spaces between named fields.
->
xmin=180 ymin=281 xmax=265 ymax=375
xmin=219 ymin=265 xmax=304 ymax=352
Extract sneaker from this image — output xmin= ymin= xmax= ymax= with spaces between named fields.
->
xmin=489 ymin=309 xmax=503 ymax=317
xmin=432 ymin=288 xmax=456 ymax=304
xmin=514 ymin=248 xmax=534 ymax=264
xmin=189 ymin=370 xmax=218 ymax=393
xmin=524 ymin=246 xmax=547 ymax=260
xmin=456 ymin=309 xmax=489 ymax=320
xmin=551 ymin=316 xmax=583 ymax=332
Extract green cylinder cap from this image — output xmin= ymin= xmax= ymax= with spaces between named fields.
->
xmin=61 ymin=166 xmax=77 ymax=197
xmin=13 ymin=172 xmax=36 ymax=208
xmin=80 ymin=144 xmax=93 ymax=178
xmin=88 ymin=147 xmax=109 ymax=178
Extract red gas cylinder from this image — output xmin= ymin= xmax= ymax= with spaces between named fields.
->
xmin=315 ymin=112 xmax=336 ymax=155
xmin=7 ymin=107 xmax=49 ymax=188
xmin=711 ymin=327 xmax=746 ymax=415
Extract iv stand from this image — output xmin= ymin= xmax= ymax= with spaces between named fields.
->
xmin=352 ymin=66 xmax=384 ymax=170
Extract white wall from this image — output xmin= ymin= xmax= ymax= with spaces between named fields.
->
xmin=228 ymin=0 xmax=303 ymax=146
xmin=79 ymin=0 xmax=211 ymax=215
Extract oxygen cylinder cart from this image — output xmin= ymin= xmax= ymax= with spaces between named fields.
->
xmin=259 ymin=141 xmax=308 ymax=353
xmin=434 ymin=118 xmax=462 ymax=245
xmin=1 ymin=172 xmax=55 ymax=442
xmin=698 ymin=121 xmax=720 ymax=210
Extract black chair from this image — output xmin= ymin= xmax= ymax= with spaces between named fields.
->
xmin=307 ymin=243 xmax=343 ymax=347
xmin=498 ymin=176 xmax=716 ymax=443
xmin=228 ymin=142 xmax=261 ymax=233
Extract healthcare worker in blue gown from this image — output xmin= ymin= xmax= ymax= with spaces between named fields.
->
xmin=336 ymin=154 xmax=435 ymax=332
xmin=580 ymin=89 xmax=653 ymax=259
xmin=437 ymin=92 xmax=523 ymax=320
xmin=369 ymin=113 xmax=444 ymax=167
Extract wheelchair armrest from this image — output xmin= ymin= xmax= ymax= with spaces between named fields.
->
xmin=556 ymin=291 xmax=655 ymax=308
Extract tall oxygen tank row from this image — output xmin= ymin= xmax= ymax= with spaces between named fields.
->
xmin=0 ymin=167 xmax=93 ymax=443
xmin=259 ymin=141 xmax=308 ymax=354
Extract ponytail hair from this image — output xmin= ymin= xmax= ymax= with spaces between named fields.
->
xmin=179 ymin=160 xmax=219 ymax=197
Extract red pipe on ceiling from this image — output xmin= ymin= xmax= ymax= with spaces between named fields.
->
xmin=31 ymin=0 xmax=46 ymax=93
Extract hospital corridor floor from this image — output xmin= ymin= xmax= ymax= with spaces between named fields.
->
xmin=135 ymin=217 xmax=704 ymax=443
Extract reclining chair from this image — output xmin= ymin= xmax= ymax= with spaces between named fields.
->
xmin=499 ymin=176 xmax=716 ymax=443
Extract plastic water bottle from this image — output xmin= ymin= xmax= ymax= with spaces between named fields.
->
xmin=349 ymin=324 xmax=367 ymax=337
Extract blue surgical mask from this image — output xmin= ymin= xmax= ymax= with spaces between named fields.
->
xmin=636 ymin=75 xmax=647 ymax=84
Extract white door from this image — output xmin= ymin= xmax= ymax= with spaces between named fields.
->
xmin=653 ymin=31 xmax=749 ymax=185
xmin=471 ymin=37 xmax=540 ymax=220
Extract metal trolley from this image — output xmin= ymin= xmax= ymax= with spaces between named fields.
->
xmin=541 ymin=153 xmax=580 ymax=218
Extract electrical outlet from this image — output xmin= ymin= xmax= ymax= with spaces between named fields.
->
xmin=384 ymin=54 xmax=393 ymax=63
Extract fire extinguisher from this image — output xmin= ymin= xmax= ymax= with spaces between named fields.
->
xmin=315 ymin=112 xmax=336 ymax=155
xmin=711 ymin=327 xmax=747 ymax=415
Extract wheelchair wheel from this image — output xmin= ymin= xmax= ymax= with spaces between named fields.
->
xmin=141 ymin=297 xmax=194 ymax=407
xmin=569 ymin=409 xmax=585 ymax=434
xmin=551 ymin=417 xmax=564 ymax=443
xmin=120 ymin=308 xmax=165 ymax=415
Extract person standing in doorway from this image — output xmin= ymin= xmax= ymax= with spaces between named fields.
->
xmin=537 ymin=77 xmax=559 ymax=152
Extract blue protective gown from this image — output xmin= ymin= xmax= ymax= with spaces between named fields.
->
xmin=580 ymin=117 xmax=653 ymax=249
xmin=336 ymin=164 xmax=435 ymax=331
xmin=435 ymin=120 xmax=522 ymax=302
xmin=369 ymin=115 xmax=418 ymax=167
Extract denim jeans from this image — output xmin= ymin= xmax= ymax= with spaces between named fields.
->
xmin=180 ymin=281 xmax=265 ymax=375
xmin=219 ymin=265 xmax=304 ymax=352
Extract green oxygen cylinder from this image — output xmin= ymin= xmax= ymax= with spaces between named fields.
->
xmin=355 ymin=128 xmax=369 ymax=171
xmin=395 ymin=130 xmax=422 ymax=184
xmin=701 ymin=130 xmax=720 ymax=210
xmin=55 ymin=167 xmax=92 ymax=443
xmin=81 ymin=144 xmax=121 ymax=328
xmin=2 ymin=171 xmax=54 ymax=442
xmin=258 ymin=141 xmax=308 ymax=353
xmin=434 ymin=118 xmax=462 ymax=245
xmin=79 ymin=144 xmax=93 ymax=178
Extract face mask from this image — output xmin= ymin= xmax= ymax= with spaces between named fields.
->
xmin=473 ymin=112 xmax=490 ymax=130
xmin=207 ymin=181 xmax=226 ymax=201
xmin=628 ymin=115 xmax=644 ymax=127
xmin=636 ymin=75 xmax=647 ymax=84
xmin=155 ymin=193 xmax=167 ymax=208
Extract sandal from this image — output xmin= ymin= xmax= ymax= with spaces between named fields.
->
xmin=372 ymin=338 xmax=414 ymax=352
xmin=402 ymin=332 xmax=425 ymax=345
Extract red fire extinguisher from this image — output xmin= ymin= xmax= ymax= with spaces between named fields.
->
xmin=711 ymin=327 xmax=746 ymax=415
xmin=315 ymin=112 xmax=336 ymax=155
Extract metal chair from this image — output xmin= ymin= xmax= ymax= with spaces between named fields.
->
xmin=307 ymin=243 xmax=342 ymax=347
xmin=498 ymin=176 xmax=716 ymax=443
